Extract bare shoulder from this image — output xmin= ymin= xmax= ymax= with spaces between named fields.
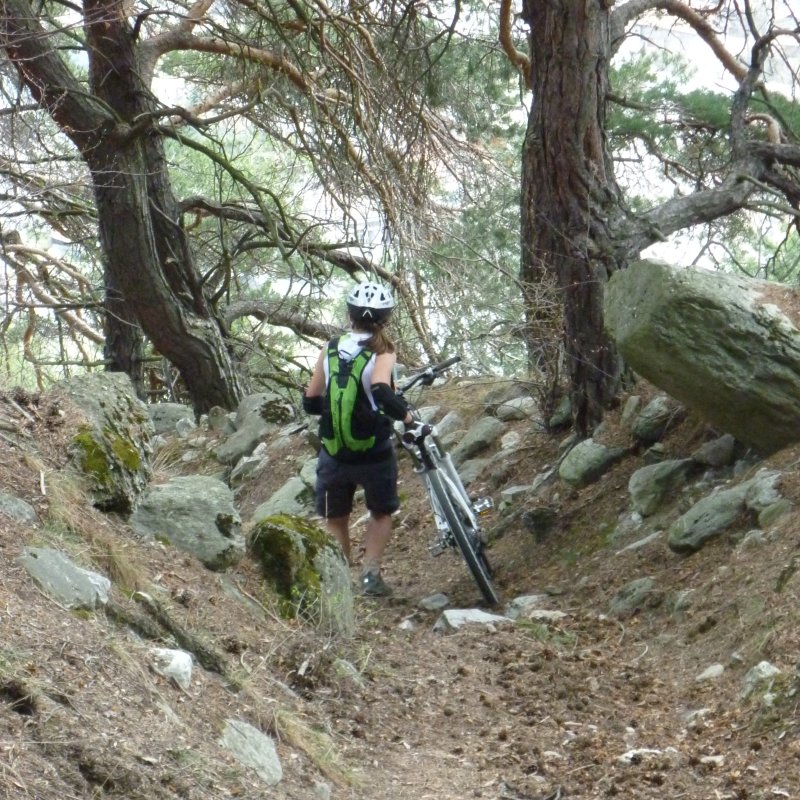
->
xmin=371 ymin=350 xmax=396 ymax=383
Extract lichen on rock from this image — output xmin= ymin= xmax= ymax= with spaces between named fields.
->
xmin=57 ymin=373 xmax=153 ymax=513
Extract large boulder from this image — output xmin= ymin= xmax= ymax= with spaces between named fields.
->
xmin=53 ymin=372 xmax=153 ymax=512
xmin=130 ymin=476 xmax=244 ymax=570
xmin=605 ymin=259 xmax=800 ymax=454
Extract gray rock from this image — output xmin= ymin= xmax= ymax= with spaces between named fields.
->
xmin=433 ymin=608 xmax=513 ymax=633
xmin=667 ymin=469 xmax=781 ymax=553
xmin=313 ymin=781 xmax=333 ymax=800
xmin=207 ymin=406 xmax=237 ymax=435
xmin=434 ymin=410 xmax=465 ymax=440
xmin=558 ymin=438 xmax=628 ymax=488
xmin=605 ymin=259 xmax=800 ymax=454
xmin=547 ymin=395 xmax=572 ymax=429
xmin=215 ymin=392 xmax=294 ymax=465
xmin=609 ymin=577 xmax=660 ymax=618
xmin=131 ymin=476 xmax=244 ymax=570
xmin=737 ymin=529 xmax=766 ymax=550
xmin=691 ymin=434 xmax=737 ymax=467
xmin=631 ymin=395 xmax=685 ymax=445
xmin=229 ymin=455 xmax=265 ymax=485
xmin=18 ymin=547 xmax=110 ymax=610
xmin=615 ymin=531 xmax=662 ymax=554
xmin=450 ymin=416 xmax=506 ymax=467
xmin=667 ymin=484 xmax=749 ymax=554
xmin=620 ymin=395 xmax=642 ymax=428
xmin=758 ymin=499 xmax=792 ymax=528
xmin=252 ymin=476 xmax=314 ymax=521
xmin=419 ymin=593 xmax=450 ymax=611
xmin=0 ymin=491 xmax=38 ymax=524
xmin=495 ymin=395 xmax=537 ymax=421
xmin=482 ymin=381 xmax=528 ymax=413
xmin=175 ymin=417 xmax=197 ymax=437
xmin=248 ymin=515 xmax=354 ymax=637
xmin=643 ymin=442 xmax=669 ymax=464
xmin=696 ymin=664 xmax=725 ymax=682
xmin=298 ymin=457 xmax=318 ymax=489
xmin=505 ymin=594 xmax=551 ymax=620
xmin=628 ymin=458 xmax=694 ymax=516
xmin=149 ymin=648 xmax=193 ymax=690
xmin=457 ymin=457 xmax=491 ymax=487
xmin=148 ymin=402 xmax=194 ymax=435
xmin=219 ymin=719 xmax=282 ymax=786
xmin=417 ymin=405 xmax=442 ymax=423
xmin=741 ymin=661 xmax=780 ymax=699
xmin=500 ymin=485 xmax=534 ymax=504
xmin=500 ymin=430 xmax=522 ymax=450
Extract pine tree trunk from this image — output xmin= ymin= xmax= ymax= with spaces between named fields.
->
xmin=520 ymin=0 xmax=624 ymax=436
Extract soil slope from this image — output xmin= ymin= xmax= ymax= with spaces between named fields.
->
xmin=2 ymin=380 xmax=800 ymax=800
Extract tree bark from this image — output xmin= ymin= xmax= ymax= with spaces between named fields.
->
xmin=520 ymin=0 xmax=624 ymax=436
xmin=104 ymin=264 xmax=146 ymax=400
xmin=1 ymin=0 xmax=244 ymax=414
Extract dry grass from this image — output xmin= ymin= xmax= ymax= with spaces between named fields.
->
xmin=42 ymin=468 xmax=146 ymax=593
xmin=272 ymin=707 xmax=354 ymax=787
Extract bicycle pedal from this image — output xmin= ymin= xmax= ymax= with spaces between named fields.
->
xmin=473 ymin=496 xmax=494 ymax=516
xmin=428 ymin=543 xmax=448 ymax=557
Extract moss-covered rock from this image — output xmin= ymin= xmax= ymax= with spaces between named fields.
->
xmin=55 ymin=373 xmax=153 ymax=513
xmin=248 ymin=515 xmax=354 ymax=637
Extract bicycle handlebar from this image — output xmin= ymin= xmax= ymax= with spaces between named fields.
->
xmin=397 ymin=355 xmax=461 ymax=394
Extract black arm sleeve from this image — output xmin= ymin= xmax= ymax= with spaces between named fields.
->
xmin=371 ymin=383 xmax=409 ymax=421
xmin=302 ymin=393 xmax=324 ymax=415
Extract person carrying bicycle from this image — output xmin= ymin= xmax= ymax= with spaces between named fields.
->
xmin=302 ymin=281 xmax=414 ymax=597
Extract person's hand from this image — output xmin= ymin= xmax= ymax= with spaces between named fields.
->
xmin=402 ymin=420 xmax=432 ymax=442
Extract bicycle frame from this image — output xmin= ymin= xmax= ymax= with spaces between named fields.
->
xmin=397 ymin=356 xmax=496 ymax=580
xmin=400 ymin=426 xmax=482 ymax=552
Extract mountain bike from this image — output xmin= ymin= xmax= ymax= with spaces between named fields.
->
xmin=396 ymin=357 xmax=501 ymax=607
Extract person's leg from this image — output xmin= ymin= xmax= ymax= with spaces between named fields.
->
xmin=358 ymin=454 xmax=399 ymax=595
xmin=326 ymin=515 xmax=352 ymax=564
xmin=315 ymin=451 xmax=356 ymax=563
xmin=362 ymin=512 xmax=392 ymax=575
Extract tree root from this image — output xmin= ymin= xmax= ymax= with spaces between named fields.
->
xmin=104 ymin=594 xmax=232 ymax=683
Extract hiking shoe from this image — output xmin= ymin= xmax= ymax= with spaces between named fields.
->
xmin=361 ymin=570 xmax=393 ymax=597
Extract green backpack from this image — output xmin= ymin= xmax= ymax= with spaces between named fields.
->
xmin=320 ymin=337 xmax=383 ymax=460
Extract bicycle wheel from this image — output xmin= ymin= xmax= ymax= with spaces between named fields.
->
xmin=427 ymin=470 xmax=501 ymax=606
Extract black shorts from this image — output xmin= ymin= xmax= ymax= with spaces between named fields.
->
xmin=315 ymin=449 xmax=400 ymax=518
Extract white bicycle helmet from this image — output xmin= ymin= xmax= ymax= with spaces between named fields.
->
xmin=346 ymin=281 xmax=395 ymax=324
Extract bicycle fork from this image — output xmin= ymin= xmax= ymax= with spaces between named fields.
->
xmin=420 ymin=456 xmax=494 ymax=556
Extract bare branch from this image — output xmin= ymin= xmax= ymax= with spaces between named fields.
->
xmin=612 ymin=0 xmax=749 ymax=80
xmin=223 ymin=299 xmax=336 ymax=340
xmin=499 ymin=0 xmax=531 ymax=89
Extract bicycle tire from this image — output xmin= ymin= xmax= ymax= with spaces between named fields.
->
xmin=427 ymin=470 xmax=501 ymax=607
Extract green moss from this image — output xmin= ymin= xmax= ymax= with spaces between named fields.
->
xmin=72 ymin=424 xmax=144 ymax=486
xmin=72 ymin=426 xmax=113 ymax=488
xmin=110 ymin=434 xmax=141 ymax=471
xmin=248 ymin=514 xmax=335 ymax=619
